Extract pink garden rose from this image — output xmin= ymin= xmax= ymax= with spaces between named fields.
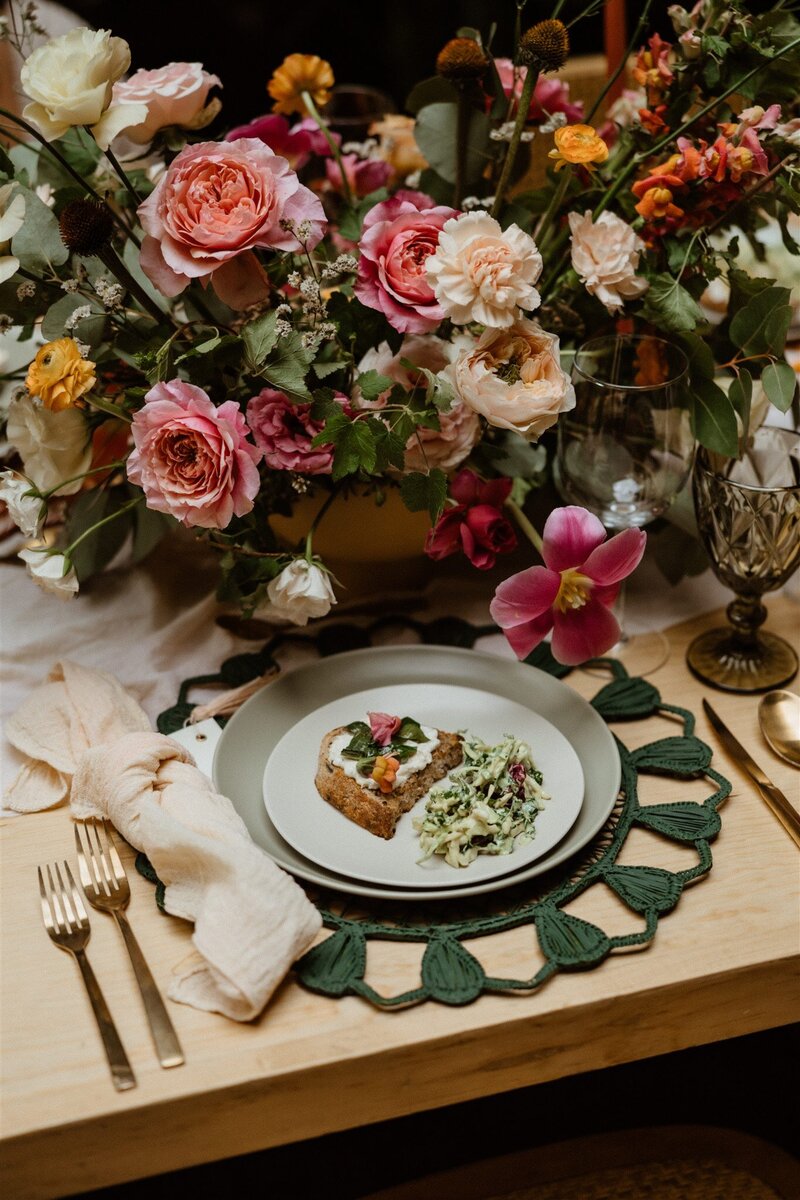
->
xmin=490 ymin=506 xmax=646 ymax=664
xmin=138 ymin=138 xmax=326 ymax=308
xmin=354 ymin=191 xmax=459 ymax=334
xmin=425 ymin=470 xmax=517 ymax=570
xmin=356 ymin=335 xmax=481 ymax=473
xmin=325 ymin=153 xmax=392 ymax=199
xmin=493 ymin=60 xmax=584 ymax=124
xmin=111 ymin=62 xmax=221 ymax=146
xmin=246 ymin=387 xmax=345 ymax=474
xmin=225 ymin=114 xmax=335 ymax=170
xmin=127 ymin=379 xmax=261 ymax=529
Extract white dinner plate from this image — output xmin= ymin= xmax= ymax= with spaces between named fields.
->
xmin=212 ymin=645 xmax=621 ymax=902
xmin=264 ymin=683 xmax=584 ymax=888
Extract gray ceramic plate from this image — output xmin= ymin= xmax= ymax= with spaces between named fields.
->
xmin=213 ymin=645 xmax=621 ymax=902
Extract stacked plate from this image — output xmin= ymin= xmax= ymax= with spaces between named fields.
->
xmin=212 ymin=645 xmax=621 ymax=902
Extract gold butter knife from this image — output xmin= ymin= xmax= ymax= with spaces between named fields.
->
xmin=703 ymin=699 xmax=800 ymax=848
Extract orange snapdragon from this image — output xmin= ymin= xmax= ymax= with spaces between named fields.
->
xmin=548 ymin=124 xmax=608 ymax=172
xmin=371 ymin=755 xmax=400 ymax=794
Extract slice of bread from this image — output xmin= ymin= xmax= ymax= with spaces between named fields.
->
xmin=315 ymin=727 xmax=463 ymax=840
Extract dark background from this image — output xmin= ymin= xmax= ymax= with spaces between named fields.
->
xmin=63 ymin=0 xmax=676 ymax=127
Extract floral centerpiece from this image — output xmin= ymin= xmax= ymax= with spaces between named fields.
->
xmin=0 ymin=0 xmax=798 ymax=662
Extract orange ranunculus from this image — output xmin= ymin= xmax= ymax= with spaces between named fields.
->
xmin=25 ymin=338 xmax=96 ymax=412
xmin=371 ymin=755 xmax=400 ymax=794
xmin=268 ymin=54 xmax=334 ymax=116
xmin=548 ymin=124 xmax=608 ymax=172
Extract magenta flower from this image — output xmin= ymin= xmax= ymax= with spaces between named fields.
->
xmin=325 ymin=153 xmax=391 ymax=199
xmin=490 ymin=506 xmax=647 ymax=665
xmin=425 ymin=470 xmax=517 ymax=571
xmin=226 ymin=114 xmax=316 ymax=169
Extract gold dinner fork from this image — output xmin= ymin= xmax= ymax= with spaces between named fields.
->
xmin=75 ymin=821 xmax=184 ymax=1069
xmin=38 ymin=860 xmax=136 ymax=1091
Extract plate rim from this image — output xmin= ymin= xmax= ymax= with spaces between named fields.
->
xmin=213 ymin=643 xmax=621 ymax=902
xmin=262 ymin=682 xmax=586 ymax=888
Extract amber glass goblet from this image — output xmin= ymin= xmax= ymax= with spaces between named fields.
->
xmin=687 ymin=426 xmax=800 ymax=692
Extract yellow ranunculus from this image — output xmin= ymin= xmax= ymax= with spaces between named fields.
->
xmin=548 ymin=124 xmax=609 ymax=172
xmin=268 ymin=54 xmax=334 ymax=116
xmin=25 ymin=338 xmax=96 ymax=412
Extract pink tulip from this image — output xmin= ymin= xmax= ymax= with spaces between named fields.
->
xmin=490 ymin=506 xmax=646 ymax=665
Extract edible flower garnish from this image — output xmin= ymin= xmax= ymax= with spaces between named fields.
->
xmin=368 ymin=711 xmax=402 ymax=746
xmin=371 ymin=755 xmax=400 ymax=793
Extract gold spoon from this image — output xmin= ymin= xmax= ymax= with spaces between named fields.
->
xmin=758 ymin=691 xmax=800 ymax=768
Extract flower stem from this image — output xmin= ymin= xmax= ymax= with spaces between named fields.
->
xmin=100 ymin=140 xmax=143 ymax=206
xmin=505 ymin=497 xmax=543 ymax=554
xmin=491 ymin=64 xmax=538 ymax=220
xmin=97 ymin=243 xmax=172 ymax=327
xmin=304 ymin=486 xmax=338 ymax=560
xmin=64 ymin=495 xmax=142 ymax=557
xmin=36 ymin=460 xmax=127 ymax=499
xmin=586 ymin=0 xmax=656 ymax=124
xmin=301 ymin=91 xmax=354 ymax=208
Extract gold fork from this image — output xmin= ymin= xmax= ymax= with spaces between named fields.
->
xmin=38 ymin=860 xmax=136 ymax=1091
xmin=75 ymin=821 xmax=184 ymax=1069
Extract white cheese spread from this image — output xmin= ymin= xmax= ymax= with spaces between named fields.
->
xmin=328 ymin=725 xmax=440 ymax=791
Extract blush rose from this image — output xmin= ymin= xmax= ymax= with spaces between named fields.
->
xmin=354 ymin=191 xmax=459 ymax=334
xmin=127 ymin=379 xmax=262 ymax=529
xmin=137 ymin=138 xmax=326 ymax=308
xmin=111 ymin=62 xmax=221 ymax=147
xmin=246 ymin=387 xmax=346 ymax=474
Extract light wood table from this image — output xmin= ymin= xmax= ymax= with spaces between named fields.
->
xmin=2 ymin=599 xmax=799 ymax=1200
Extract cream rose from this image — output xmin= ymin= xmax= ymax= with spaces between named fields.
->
xmin=0 ymin=184 xmax=25 ymax=284
xmin=426 ymin=211 xmax=543 ymax=328
xmin=568 ymin=210 xmax=649 ymax=314
xmin=18 ymin=548 xmax=79 ymax=598
xmin=452 ymin=319 xmax=575 ymax=442
xmin=111 ymin=62 xmax=222 ymax=147
xmin=263 ymin=560 xmax=336 ymax=626
xmin=6 ymin=395 xmax=92 ymax=495
xmin=20 ymin=28 xmax=148 ymax=150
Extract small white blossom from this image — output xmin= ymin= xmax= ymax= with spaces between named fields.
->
xmin=287 ymin=270 xmax=302 ymax=288
xmin=321 ymin=254 xmax=358 ymax=279
xmin=61 ymin=278 xmax=80 ymax=293
xmin=342 ymin=137 xmax=378 ymax=157
xmin=405 ymin=169 xmax=421 ymax=189
xmin=16 ymin=280 xmax=36 ymax=300
xmin=490 ymin=122 xmax=534 ymax=143
xmin=538 ymin=111 xmax=568 ymax=134
xmin=94 ymin=277 xmax=124 ymax=309
xmin=461 ymin=195 xmax=495 ymax=212
xmin=64 ymin=304 xmax=92 ymax=332
xmin=0 ymin=313 xmax=13 ymax=333
xmin=0 ymin=470 xmax=43 ymax=537
xmin=18 ymin=547 xmax=79 ymax=598
xmin=262 ymin=559 xmax=336 ymax=626
xmin=275 ymin=318 xmax=294 ymax=338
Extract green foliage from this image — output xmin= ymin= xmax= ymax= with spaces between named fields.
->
xmin=338 ymin=189 xmax=389 ymax=243
xmin=406 ymin=76 xmax=458 ymax=114
xmin=729 ymin=285 xmax=792 ymax=357
xmin=260 ymin=332 xmax=315 ymax=400
xmin=400 ymin=469 xmax=447 ymax=522
xmin=641 ymin=273 xmax=704 ymax=334
xmin=688 ymin=378 xmax=739 ymax=458
xmin=64 ymin=488 xmax=136 ymax=581
xmin=728 ymin=368 xmax=752 ymax=433
xmin=761 ymin=361 xmax=797 ymax=413
xmin=413 ymin=102 xmax=493 ymax=187
xmin=242 ymin=310 xmax=278 ymax=369
xmin=41 ymin=293 xmax=106 ymax=346
xmin=10 ymin=184 xmax=69 ymax=274
xmin=356 ymin=369 xmax=394 ymax=402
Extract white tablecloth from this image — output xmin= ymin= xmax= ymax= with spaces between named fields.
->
xmin=1 ymin=526 xmax=740 ymax=803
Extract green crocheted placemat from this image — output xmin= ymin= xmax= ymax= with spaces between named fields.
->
xmin=138 ymin=616 xmax=731 ymax=1009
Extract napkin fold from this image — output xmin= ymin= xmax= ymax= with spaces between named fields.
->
xmin=4 ymin=661 xmax=322 ymax=1021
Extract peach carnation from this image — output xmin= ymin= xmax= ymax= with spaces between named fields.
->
xmin=452 ymin=319 xmax=574 ymax=442
xmin=568 ymin=210 xmax=648 ymax=314
xmin=426 ymin=212 xmax=543 ymax=329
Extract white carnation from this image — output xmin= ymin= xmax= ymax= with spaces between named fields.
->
xmin=568 ymin=210 xmax=649 ymax=314
xmin=426 ymin=212 xmax=543 ymax=329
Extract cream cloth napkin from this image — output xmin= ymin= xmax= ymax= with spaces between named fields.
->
xmin=4 ymin=660 xmax=322 ymax=1021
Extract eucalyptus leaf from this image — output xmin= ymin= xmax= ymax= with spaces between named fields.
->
xmin=41 ymin=293 xmax=106 ymax=345
xmin=413 ymin=102 xmax=492 ymax=186
xmin=406 ymin=76 xmax=458 ymax=114
xmin=728 ymin=368 xmax=752 ymax=433
xmin=689 ymin=379 xmax=739 ymax=456
xmin=729 ymin=286 xmax=791 ymax=355
xmin=10 ymin=184 xmax=68 ymax=273
xmin=761 ymin=360 xmax=797 ymax=412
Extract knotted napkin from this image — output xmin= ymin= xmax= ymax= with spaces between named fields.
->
xmin=4 ymin=660 xmax=322 ymax=1021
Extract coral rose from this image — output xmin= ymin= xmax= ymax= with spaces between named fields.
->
xmin=246 ymin=387 xmax=345 ymax=474
xmin=568 ymin=210 xmax=648 ymax=314
xmin=452 ymin=319 xmax=574 ymax=442
xmin=137 ymin=138 xmax=326 ymax=308
xmin=25 ymin=339 xmax=96 ymax=412
xmin=548 ymin=124 xmax=609 ymax=172
xmin=268 ymin=54 xmax=334 ymax=117
xmin=355 ymin=336 xmax=481 ymax=473
xmin=127 ymin=379 xmax=261 ymax=529
xmin=20 ymin=28 xmax=147 ymax=150
xmin=111 ymin=62 xmax=222 ymax=147
xmin=355 ymin=191 xmax=459 ymax=334
xmin=426 ymin=212 xmax=543 ymax=328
